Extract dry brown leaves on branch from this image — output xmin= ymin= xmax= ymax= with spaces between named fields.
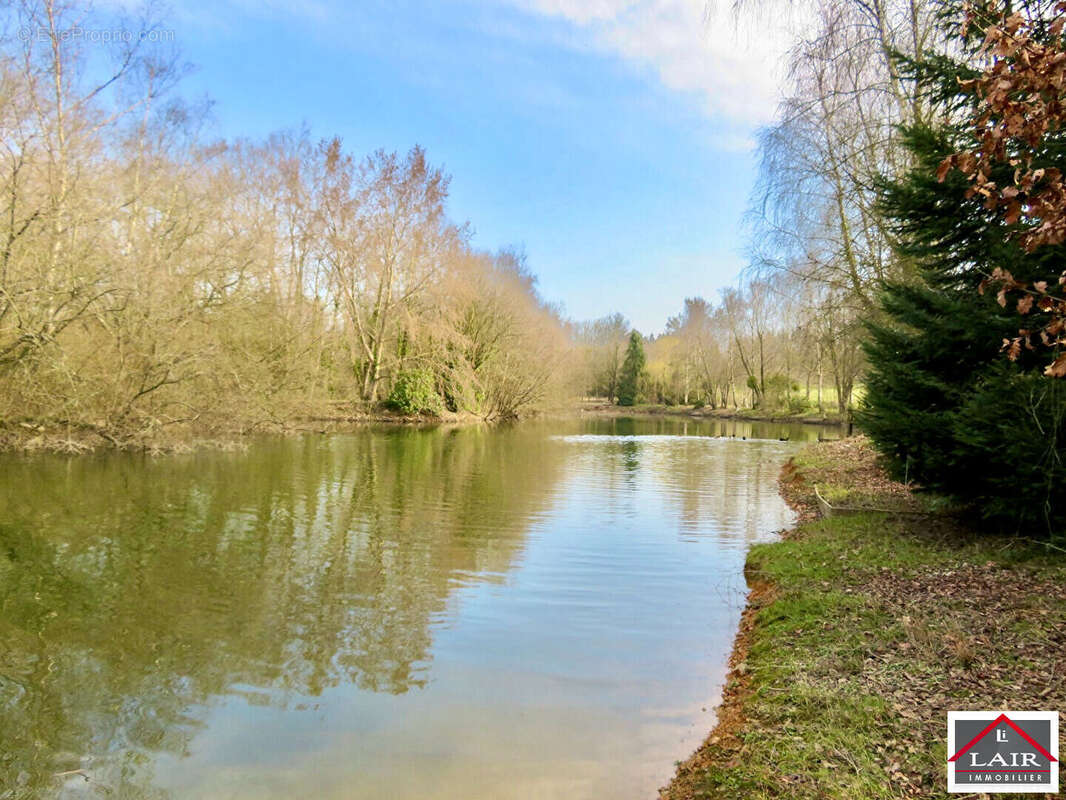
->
xmin=941 ymin=2 xmax=1066 ymax=376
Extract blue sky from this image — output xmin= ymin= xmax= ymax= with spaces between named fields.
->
xmin=142 ymin=0 xmax=791 ymax=333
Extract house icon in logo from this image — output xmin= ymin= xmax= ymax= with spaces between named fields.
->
xmin=947 ymin=711 xmax=1059 ymax=793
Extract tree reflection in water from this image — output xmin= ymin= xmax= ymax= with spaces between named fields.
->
xmin=0 ymin=426 xmax=566 ymax=798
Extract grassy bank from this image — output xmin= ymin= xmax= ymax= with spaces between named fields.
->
xmin=579 ymin=401 xmax=850 ymax=426
xmin=662 ymin=437 xmax=1066 ymax=799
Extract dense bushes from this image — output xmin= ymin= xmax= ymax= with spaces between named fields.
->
xmin=386 ymin=371 xmax=443 ymax=415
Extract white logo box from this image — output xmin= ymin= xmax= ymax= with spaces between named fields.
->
xmin=947 ymin=711 xmax=1059 ymax=794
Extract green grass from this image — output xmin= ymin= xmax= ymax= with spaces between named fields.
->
xmin=667 ymin=441 xmax=1066 ymax=800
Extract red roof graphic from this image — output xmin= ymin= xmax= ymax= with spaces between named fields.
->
xmin=949 ymin=714 xmax=1058 ymax=763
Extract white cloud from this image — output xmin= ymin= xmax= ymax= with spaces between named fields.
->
xmin=503 ymin=0 xmax=803 ymax=128
xmin=160 ymin=0 xmax=804 ymax=138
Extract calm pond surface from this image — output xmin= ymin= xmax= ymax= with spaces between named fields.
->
xmin=0 ymin=417 xmax=834 ymax=799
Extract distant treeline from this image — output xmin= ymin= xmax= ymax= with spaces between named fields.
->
xmin=576 ymin=289 xmax=860 ymax=416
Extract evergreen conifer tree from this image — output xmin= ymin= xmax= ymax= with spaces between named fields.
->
xmin=863 ymin=1 xmax=1066 ymax=536
xmin=617 ymin=331 xmax=646 ymax=407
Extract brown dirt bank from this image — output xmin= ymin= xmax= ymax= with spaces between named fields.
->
xmin=0 ymin=409 xmax=487 ymax=454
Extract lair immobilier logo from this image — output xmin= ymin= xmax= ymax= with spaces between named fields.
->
xmin=948 ymin=711 xmax=1059 ymax=793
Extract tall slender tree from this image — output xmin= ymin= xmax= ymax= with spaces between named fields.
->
xmin=617 ymin=331 xmax=646 ymax=407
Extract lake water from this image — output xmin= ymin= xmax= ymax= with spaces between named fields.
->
xmin=0 ymin=416 xmax=822 ymax=799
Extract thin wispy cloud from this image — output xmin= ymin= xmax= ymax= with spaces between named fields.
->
xmin=161 ymin=0 xmax=797 ymax=143
xmin=502 ymin=0 xmax=799 ymax=129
